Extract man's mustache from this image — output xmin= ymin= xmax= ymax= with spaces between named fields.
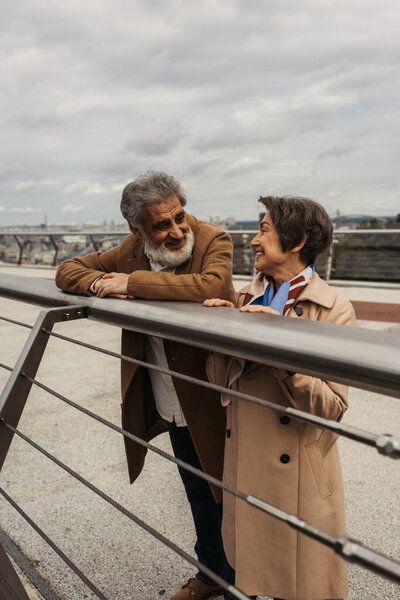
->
xmin=165 ymin=235 xmax=186 ymax=248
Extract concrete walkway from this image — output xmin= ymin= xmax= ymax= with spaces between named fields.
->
xmin=0 ymin=269 xmax=399 ymax=600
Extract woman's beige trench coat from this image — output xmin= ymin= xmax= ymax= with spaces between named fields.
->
xmin=207 ymin=274 xmax=356 ymax=600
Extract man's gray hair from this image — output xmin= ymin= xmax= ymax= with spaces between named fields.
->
xmin=120 ymin=170 xmax=187 ymax=229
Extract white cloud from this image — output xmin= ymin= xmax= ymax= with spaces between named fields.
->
xmin=9 ymin=206 xmax=42 ymax=213
xmin=318 ymin=146 xmax=355 ymax=160
xmin=0 ymin=0 xmax=398 ymax=223
xmin=123 ymin=121 xmax=186 ymax=156
xmin=60 ymin=204 xmax=83 ymax=213
xmin=0 ymin=206 xmax=6 ymax=212
xmin=14 ymin=179 xmax=59 ymax=192
xmin=11 ymin=110 xmax=67 ymax=128
xmin=224 ymin=157 xmax=264 ymax=177
xmin=61 ymin=181 xmax=120 ymax=196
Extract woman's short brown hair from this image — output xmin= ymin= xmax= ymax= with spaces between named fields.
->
xmin=259 ymin=195 xmax=333 ymax=264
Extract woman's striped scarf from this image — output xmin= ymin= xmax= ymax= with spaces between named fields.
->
xmin=221 ymin=265 xmax=314 ymax=407
xmin=244 ymin=265 xmax=314 ymax=315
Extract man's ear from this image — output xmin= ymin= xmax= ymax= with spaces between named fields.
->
xmin=290 ymin=236 xmax=307 ymax=254
xmin=129 ymin=224 xmax=143 ymax=238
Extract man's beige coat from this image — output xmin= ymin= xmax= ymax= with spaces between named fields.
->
xmin=207 ymin=274 xmax=356 ymax=599
xmin=56 ymin=215 xmax=236 ymax=501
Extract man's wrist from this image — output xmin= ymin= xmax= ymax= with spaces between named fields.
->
xmin=89 ymin=276 xmax=102 ymax=294
xmin=127 ymin=273 xmax=135 ymax=297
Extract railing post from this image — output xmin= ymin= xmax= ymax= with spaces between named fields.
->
xmin=325 ymin=238 xmax=338 ymax=282
xmin=13 ymin=235 xmax=23 ymax=265
xmin=0 ymin=543 xmax=31 ymax=600
xmin=0 ymin=305 xmax=88 ymax=471
xmin=89 ymin=234 xmax=100 ymax=252
xmin=49 ymin=235 xmax=59 ymax=266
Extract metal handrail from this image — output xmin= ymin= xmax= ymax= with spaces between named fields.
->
xmin=0 ymin=274 xmax=399 ymax=597
xmin=0 ymin=273 xmax=399 ymax=398
xmin=227 ymin=229 xmax=400 ymax=235
xmin=1 ymin=228 xmax=399 ymax=235
xmin=0 ymin=229 xmax=398 ymax=268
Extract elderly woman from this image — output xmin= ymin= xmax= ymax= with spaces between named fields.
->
xmin=204 ymin=196 xmax=355 ymax=600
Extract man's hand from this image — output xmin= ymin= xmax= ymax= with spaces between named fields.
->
xmin=94 ymin=273 xmax=133 ymax=298
xmin=203 ymin=298 xmax=236 ymax=308
xmin=240 ymin=305 xmax=280 ymax=315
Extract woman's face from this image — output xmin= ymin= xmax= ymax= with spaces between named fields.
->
xmin=250 ymin=213 xmax=289 ymax=276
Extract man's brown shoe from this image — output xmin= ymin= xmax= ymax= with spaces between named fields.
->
xmin=171 ymin=576 xmax=223 ymax=599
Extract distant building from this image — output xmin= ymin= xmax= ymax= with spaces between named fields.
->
xmin=331 ymin=214 xmax=398 ymax=229
xmin=228 ymin=220 xmax=260 ymax=230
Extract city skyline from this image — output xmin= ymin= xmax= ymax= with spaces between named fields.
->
xmin=1 ymin=1 xmax=399 ymax=226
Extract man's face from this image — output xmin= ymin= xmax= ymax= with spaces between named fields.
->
xmin=133 ymin=195 xmax=193 ymax=267
xmin=141 ymin=196 xmax=190 ymax=251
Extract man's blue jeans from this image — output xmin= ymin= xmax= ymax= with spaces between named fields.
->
xmin=168 ymin=422 xmax=227 ymax=586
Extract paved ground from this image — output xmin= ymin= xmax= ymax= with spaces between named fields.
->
xmin=0 ymin=267 xmax=399 ymax=599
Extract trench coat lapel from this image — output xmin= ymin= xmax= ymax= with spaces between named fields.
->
xmin=294 ymin=272 xmax=336 ymax=308
xmin=241 ymin=274 xmax=334 ymax=377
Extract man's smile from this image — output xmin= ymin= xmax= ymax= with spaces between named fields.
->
xmin=165 ymin=237 xmax=186 ymax=251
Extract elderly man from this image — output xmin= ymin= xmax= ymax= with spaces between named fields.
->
xmin=55 ymin=170 xmax=236 ymax=600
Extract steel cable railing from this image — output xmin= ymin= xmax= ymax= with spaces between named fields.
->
xmin=19 ymin=372 xmax=400 ymax=581
xmin=1 ymin=353 xmax=400 ymax=583
xmin=1 ymin=273 xmax=399 ymax=398
xmin=0 ymin=422 xmax=250 ymax=600
xmin=0 ymin=316 xmax=33 ymax=330
xmin=4 ymin=313 xmax=398 ymax=459
xmin=1 ymin=313 xmax=399 ymax=595
xmin=1 ymin=417 xmax=400 ymax=589
xmin=41 ymin=328 xmax=400 ymax=459
xmin=0 ymin=488 xmax=107 ymax=600
xmin=2 ymin=312 xmax=398 ymax=458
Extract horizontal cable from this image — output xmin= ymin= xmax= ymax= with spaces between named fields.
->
xmin=0 ymin=363 xmax=13 ymax=373
xmin=0 ymin=487 xmax=108 ymax=600
xmin=0 ymin=316 xmax=33 ymax=330
xmin=2 ymin=418 xmax=400 ymax=583
xmin=0 ymin=421 xmax=250 ymax=600
xmin=23 ymin=373 xmax=247 ymax=500
xmin=44 ymin=328 xmax=400 ymax=459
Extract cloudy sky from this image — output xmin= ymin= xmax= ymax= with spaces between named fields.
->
xmin=0 ymin=0 xmax=399 ymax=226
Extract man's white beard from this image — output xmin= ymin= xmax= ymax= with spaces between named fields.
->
xmin=144 ymin=228 xmax=194 ymax=268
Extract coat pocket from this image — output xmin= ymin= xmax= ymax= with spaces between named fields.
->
xmin=206 ymin=351 xmax=230 ymax=387
xmin=305 ymin=441 xmax=333 ymax=499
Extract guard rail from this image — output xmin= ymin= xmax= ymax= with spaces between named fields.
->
xmin=0 ymin=273 xmax=399 ymax=600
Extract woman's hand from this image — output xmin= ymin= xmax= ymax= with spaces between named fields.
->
xmin=203 ymin=298 xmax=236 ymax=308
xmin=240 ymin=305 xmax=280 ymax=315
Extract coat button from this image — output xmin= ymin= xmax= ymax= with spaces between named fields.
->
xmin=280 ymin=416 xmax=290 ymax=425
xmin=226 ymin=429 xmax=231 ymax=438
xmin=294 ymin=306 xmax=303 ymax=316
xmin=280 ymin=453 xmax=290 ymax=464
